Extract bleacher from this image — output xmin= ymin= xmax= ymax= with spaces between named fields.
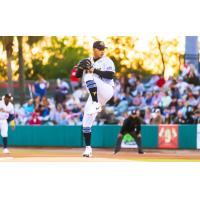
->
xmin=0 ymin=79 xmax=73 ymax=103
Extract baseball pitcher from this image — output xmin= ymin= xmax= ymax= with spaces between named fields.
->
xmin=76 ymin=41 xmax=115 ymax=157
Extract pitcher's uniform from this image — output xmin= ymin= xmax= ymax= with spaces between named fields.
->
xmin=82 ymin=55 xmax=115 ymax=128
xmin=76 ymin=41 xmax=115 ymax=157
xmin=0 ymin=100 xmax=14 ymax=137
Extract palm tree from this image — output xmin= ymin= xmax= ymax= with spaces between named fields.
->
xmin=17 ymin=36 xmax=44 ymax=105
xmin=27 ymin=36 xmax=44 ymax=46
xmin=0 ymin=36 xmax=14 ymax=95
xmin=17 ymin=36 xmax=25 ymax=105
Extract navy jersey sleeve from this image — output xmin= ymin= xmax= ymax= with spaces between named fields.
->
xmin=93 ymin=69 xmax=114 ymax=79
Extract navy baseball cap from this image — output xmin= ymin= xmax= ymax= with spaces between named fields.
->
xmin=93 ymin=41 xmax=107 ymax=50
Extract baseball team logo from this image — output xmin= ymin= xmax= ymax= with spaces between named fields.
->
xmin=158 ymin=125 xmax=178 ymax=148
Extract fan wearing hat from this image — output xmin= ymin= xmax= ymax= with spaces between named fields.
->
xmin=75 ymin=41 xmax=115 ymax=157
xmin=114 ymin=109 xmax=144 ymax=154
xmin=0 ymin=94 xmax=15 ymax=154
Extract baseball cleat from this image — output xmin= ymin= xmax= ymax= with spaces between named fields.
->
xmin=3 ymin=148 xmax=10 ymax=154
xmin=83 ymin=146 xmax=92 ymax=157
xmin=86 ymin=102 xmax=102 ymax=115
xmin=138 ymin=149 xmax=144 ymax=154
xmin=114 ymin=147 xmax=121 ymax=154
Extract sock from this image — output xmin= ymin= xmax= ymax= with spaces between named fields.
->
xmin=114 ymin=135 xmax=123 ymax=153
xmin=86 ymin=80 xmax=98 ymax=102
xmin=83 ymin=127 xmax=91 ymax=146
xmin=3 ymin=137 xmax=8 ymax=149
xmin=84 ymin=133 xmax=91 ymax=146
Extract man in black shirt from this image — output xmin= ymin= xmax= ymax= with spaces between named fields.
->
xmin=114 ymin=109 xmax=144 ymax=154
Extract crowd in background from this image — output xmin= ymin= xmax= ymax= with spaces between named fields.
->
xmin=13 ymin=63 xmax=200 ymax=125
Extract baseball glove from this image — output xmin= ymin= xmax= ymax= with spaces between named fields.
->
xmin=78 ymin=58 xmax=92 ymax=70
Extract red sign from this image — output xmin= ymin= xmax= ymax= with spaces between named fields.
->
xmin=158 ymin=125 xmax=178 ymax=148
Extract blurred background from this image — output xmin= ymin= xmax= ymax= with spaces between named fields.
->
xmin=0 ymin=36 xmax=199 ymax=126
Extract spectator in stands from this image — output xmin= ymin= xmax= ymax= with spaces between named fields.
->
xmin=175 ymin=76 xmax=189 ymax=96
xmin=169 ymin=96 xmax=178 ymax=110
xmin=144 ymin=74 xmax=159 ymax=88
xmin=70 ymin=66 xmax=80 ymax=90
xmin=32 ymin=75 xmax=49 ymax=99
xmin=39 ymin=96 xmax=51 ymax=117
xmin=65 ymin=94 xmax=81 ymax=112
xmin=119 ymin=75 xmax=130 ymax=93
xmin=160 ymin=91 xmax=172 ymax=108
xmin=54 ymin=78 xmax=70 ymax=106
xmin=73 ymin=86 xmax=88 ymax=102
xmin=33 ymin=96 xmax=51 ymax=124
xmin=124 ymin=93 xmax=134 ymax=106
xmin=144 ymin=91 xmax=153 ymax=107
xmin=56 ymin=78 xmax=71 ymax=95
xmin=150 ymin=108 xmax=163 ymax=124
xmin=132 ymin=92 xmax=145 ymax=109
xmin=180 ymin=63 xmax=191 ymax=78
xmin=177 ymin=99 xmax=185 ymax=112
xmin=128 ymin=73 xmax=137 ymax=88
xmin=163 ymin=113 xmax=172 ymax=124
xmin=185 ymin=105 xmax=196 ymax=124
xmin=23 ymin=99 xmax=35 ymax=117
xmin=96 ymin=107 xmax=110 ymax=125
xmin=163 ymin=76 xmax=173 ymax=90
xmin=194 ymin=105 xmax=200 ymax=123
xmin=50 ymin=103 xmax=68 ymax=125
xmin=183 ymin=63 xmax=200 ymax=86
xmin=136 ymin=109 xmax=146 ymax=124
xmin=156 ymin=74 xmax=165 ymax=88
xmin=14 ymin=104 xmax=27 ymax=125
xmin=114 ymin=96 xmax=128 ymax=116
xmin=186 ymin=90 xmax=198 ymax=107
xmin=28 ymin=112 xmax=41 ymax=125
xmin=134 ymin=77 xmax=145 ymax=95
xmin=152 ymin=89 xmax=162 ymax=105
xmin=170 ymin=80 xmax=180 ymax=99
xmin=173 ymin=110 xmax=186 ymax=124
xmin=144 ymin=107 xmax=152 ymax=124
xmin=151 ymin=100 xmax=162 ymax=114
xmin=54 ymin=87 xmax=66 ymax=106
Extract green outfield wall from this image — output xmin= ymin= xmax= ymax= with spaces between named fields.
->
xmin=0 ymin=125 xmax=198 ymax=149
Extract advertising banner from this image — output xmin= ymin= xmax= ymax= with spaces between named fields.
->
xmin=121 ymin=133 xmax=137 ymax=148
xmin=158 ymin=125 xmax=178 ymax=148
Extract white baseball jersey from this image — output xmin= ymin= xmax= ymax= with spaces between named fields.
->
xmin=0 ymin=100 xmax=14 ymax=120
xmin=82 ymin=55 xmax=115 ymax=87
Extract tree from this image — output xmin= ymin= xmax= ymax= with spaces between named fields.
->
xmin=17 ymin=36 xmax=44 ymax=105
xmin=17 ymin=36 xmax=25 ymax=105
xmin=0 ymin=36 xmax=14 ymax=95
xmin=147 ymin=37 xmax=183 ymax=78
xmin=25 ymin=37 xmax=89 ymax=80
xmin=155 ymin=36 xmax=166 ymax=75
xmin=0 ymin=59 xmax=7 ymax=81
xmin=105 ymin=36 xmax=152 ymax=78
